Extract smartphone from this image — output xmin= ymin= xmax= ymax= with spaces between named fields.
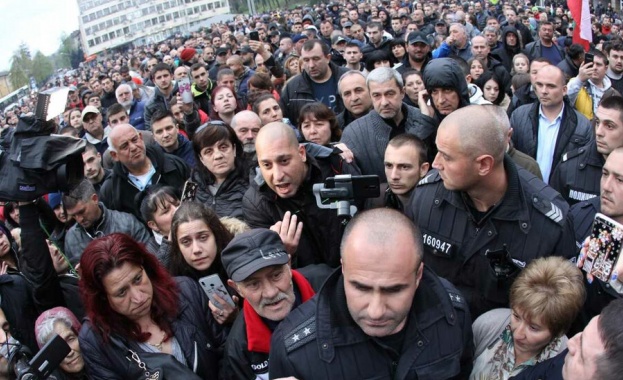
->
xmin=582 ymin=213 xmax=623 ymax=292
xmin=177 ymin=77 xmax=193 ymax=104
xmin=181 ymin=180 xmax=198 ymax=202
xmin=324 ymin=175 xmax=381 ymax=199
xmin=199 ymin=274 xmax=236 ymax=309
xmin=585 ymin=53 xmax=594 ymax=64
xmin=249 ymin=31 xmax=260 ymax=41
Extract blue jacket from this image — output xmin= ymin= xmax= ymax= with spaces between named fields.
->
xmin=167 ymin=134 xmax=195 ymax=168
xmin=509 ymin=350 xmax=565 ymax=380
xmin=129 ymin=99 xmax=146 ymax=130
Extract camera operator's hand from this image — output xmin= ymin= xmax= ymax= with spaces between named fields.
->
xmin=270 ymin=211 xmax=303 ymax=256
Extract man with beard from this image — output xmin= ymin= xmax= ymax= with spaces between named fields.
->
xmin=99 ymin=75 xmax=118 ymax=109
xmin=396 ymin=32 xmax=432 ymax=74
xmin=491 ymin=26 xmax=522 ymax=73
xmin=606 ymin=42 xmax=623 ymax=94
xmin=115 ymin=83 xmax=146 ymax=130
xmin=230 ymin=110 xmax=261 ymax=162
xmin=383 ymin=134 xmax=429 ymax=211
xmin=361 ymin=22 xmax=392 ymax=60
xmin=340 ymin=67 xmax=437 ymax=180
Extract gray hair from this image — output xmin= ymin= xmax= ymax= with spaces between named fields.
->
xmin=483 ymin=26 xmax=500 ymax=36
xmin=115 ymin=83 xmax=132 ymax=97
xmin=35 ymin=310 xmax=76 ymax=348
xmin=366 ymin=67 xmax=403 ymax=90
xmin=449 ymin=23 xmax=467 ymax=35
xmin=338 ymin=70 xmax=367 ymax=93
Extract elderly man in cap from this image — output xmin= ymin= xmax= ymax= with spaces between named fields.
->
xmin=81 ymin=106 xmax=111 ymax=154
xmin=292 ymin=34 xmax=309 ymax=56
xmin=222 ymin=229 xmax=331 ymax=380
xmin=209 ymin=46 xmax=232 ymax=81
xmin=180 ymin=48 xmax=198 ymax=66
xmin=397 ymin=31 xmax=433 ymax=74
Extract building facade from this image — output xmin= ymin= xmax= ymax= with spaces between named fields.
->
xmin=78 ymin=0 xmax=231 ymax=55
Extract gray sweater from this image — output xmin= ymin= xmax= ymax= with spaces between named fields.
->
xmin=339 ymin=105 xmax=437 ymax=182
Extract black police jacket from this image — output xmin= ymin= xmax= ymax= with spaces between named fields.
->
xmin=269 ymin=266 xmax=474 ymax=380
xmin=550 ymin=141 xmax=604 ymax=206
xmin=406 ymin=155 xmax=576 ymax=319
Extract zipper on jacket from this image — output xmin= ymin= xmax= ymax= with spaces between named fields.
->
xmin=193 ymin=341 xmax=198 ymax=373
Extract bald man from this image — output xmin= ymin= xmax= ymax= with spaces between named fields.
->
xmin=242 ymin=122 xmax=360 ymax=267
xmin=406 ymin=106 xmax=575 ymax=319
xmin=269 ymin=208 xmax=474 ymax=379
xmin=227 ymin=54 xmax=254 ymax=104
xmin=99 ymin=124 xmax=190 ymax=219
xmin=510 ymin=65 xmax=592 ymax=183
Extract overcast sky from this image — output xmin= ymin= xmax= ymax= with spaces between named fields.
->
xmin=0 ymin=0 xmax=79 ymax=72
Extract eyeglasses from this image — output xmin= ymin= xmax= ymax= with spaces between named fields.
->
xmin=195 ymin=120 xmax=227 ymax=134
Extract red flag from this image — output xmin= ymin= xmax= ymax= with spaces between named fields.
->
xmin=568 ymin=0 xmax=592 ymax=51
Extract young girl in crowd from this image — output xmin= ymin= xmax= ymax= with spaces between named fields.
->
xmin=512 ymin=54 xmax=530 ymax=75
xmin=469 ymin=57 xmax=487 ymax=81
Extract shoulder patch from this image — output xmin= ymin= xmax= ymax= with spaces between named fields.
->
xmin=561 ymin=147 xmax=584 ymax=163
xmin=285 ymin=315 xmax=316 ymax=353
xmin=417 ymin=172 xmax=440 ymax=186
xmin=448 ymin=292 xmax=465 ymax=308
xmin=532 ymin=195 xmax=564 ymax=224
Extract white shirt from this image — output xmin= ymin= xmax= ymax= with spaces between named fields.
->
xmin=537 ymin=104 xmax=564 ymax=183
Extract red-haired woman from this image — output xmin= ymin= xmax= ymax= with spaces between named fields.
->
xmin=78 ymin=233 xmax=224 ymax=379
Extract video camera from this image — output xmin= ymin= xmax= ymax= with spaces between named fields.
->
xmin=0 ymin=88 xmax=85 ymax=202
xmin=7 ymin=334 xmax=71 ymax=380
xmin=313 ymin=174 xmax=380 ymax=223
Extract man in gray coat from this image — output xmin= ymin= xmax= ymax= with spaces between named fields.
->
xmin=63 ymin=179 xmax=155 ymax=265
xmin=340 ymin=67 xmax=438 ymax=181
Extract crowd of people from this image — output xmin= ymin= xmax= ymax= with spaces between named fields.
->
xmin=1 ymin=0 xmax=623 ymax=379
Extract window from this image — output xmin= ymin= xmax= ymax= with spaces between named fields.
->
xmin=106 ymin=19 xmax=113 ymax=27
xmin=95 ymin=36 xmax=101 ymax=44
xmin=123 ymin=26 xmax=130 ymax=34
xmin=187 ymin=8 xmax=193 ymax=14
xmin=113 ymin=17 xmax=120 ymax=25
xmin=103 ymin=7 xmax=110 ymax=16
xmin=173 ymin=11 xmax=179 ymax=18
xmin=92 ymin=24 xmax=99 ymax=32
xmin=89 ymin=13 xmax=96 ymax=21
xmin=82 ymin=15 xmax=90 ymax=23
xmin=110 ymin=4 xmax=117 ymax=13
xmin=142 ymin=8 xmax=149 ymax=16
xmin=88 ymin=39 xmax=94 ymax=47
xmin=194 ymin=6 xmax=200 ymax=13
xmin=85 ymin=27 xmax=92 ymax=35
xmin=96 ymin=10 xmax=103 ymax=17
xmin=166 ymin=13 xmax=172 ymax=21
xmin=207 ymin=3 xmax=213 ymax=10
xmin=201 ymin=4 xmax=207 ymax=11
xmin=156 ymin=4 xmax=163 ymax=12
xmin=159 ymin=15 xmax=165 ymax=23
xmin=102 ymin=34 xmax=108 ymax=42
xmin=109 ymin=32 xmax=115 ymax=39
xmin=145 ymin=19 xmax=152 ymax=27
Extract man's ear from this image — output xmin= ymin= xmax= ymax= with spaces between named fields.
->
xmin=419 ymin=162 xmax=430 ymax=179
xmin=110 ymin=150 xmax=118 ymax=161
xmin=91 ymin=193 xmax=99 ymax=204
xmin=227 ymin=279 xmax=241 ymax=296
xmin=298 ymin=144 xmax=307 ymax=163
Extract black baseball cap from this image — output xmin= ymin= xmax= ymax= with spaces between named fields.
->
xmin=408 ymin=31 xmax=430 ymax=45
xmin=222 ymin=229 xmax=290 ymax=282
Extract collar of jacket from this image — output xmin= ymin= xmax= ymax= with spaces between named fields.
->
xmin=244 ymin=270 xmax=316 ymax=353
xmin=581 ymin=141 xmax=606 ymax=168
xmin=77 ymin=202 xmax=109 ymax=237
xmin=315 ymin=266 xmax=458 ymax=361
xmin=437 ymin=154 xmax=530 ymax=223
xmin=113 ymin=145 xmax=172 ymax=178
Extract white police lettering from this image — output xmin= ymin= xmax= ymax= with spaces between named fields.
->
xmin=251 ymin=361 xmax=268 ymax=371
xmin=569 ymin=189 xmax=597 ymax=202
xmin=422 ymin=233 xmax=452 ymax=255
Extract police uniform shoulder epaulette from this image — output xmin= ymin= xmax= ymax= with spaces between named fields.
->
xmin=561 ymin=146 xmax=586 ymax=163
xmin=531 ymin=193 xmax=566 ymax=225
xmin=438 ymin=277 xmax=467 ymax=311
xmin=417 ymin=171 xmax=441 ymax=186
xmin=284 ymin=315 xmax=316 ymax=354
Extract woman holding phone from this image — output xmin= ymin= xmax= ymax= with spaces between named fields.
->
xmin=168 ymin=201 xmax=239 ymax=325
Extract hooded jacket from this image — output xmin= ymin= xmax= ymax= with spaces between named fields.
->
xmin=423 ymin=58 xmax=471 ymax=121
xmin=491 ymin=26 xmax=522 ymax=73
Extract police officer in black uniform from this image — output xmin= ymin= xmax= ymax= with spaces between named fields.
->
xmin=406 ymin=106 xmax=576 ymax=319
xmin=568 ymin=147 xmax=623 ymax=335
xmin=269 ymin=209 xmax=474 ymax=380
xmin=550 ymin=96 xmax=623 ymax=205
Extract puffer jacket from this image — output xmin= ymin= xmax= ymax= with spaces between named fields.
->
xmin=192 ymin=169 xmax=249 ymax=219
xmin=423 ymin=58 xmax=471 ymax=121
xmin=280 ymin=62 xmax=350 ymax=124
xmin=79 ymin=277 xmax=225 ymax=380
xmin=491 ymin=26 xmax=522 ymax=73
xmin=509 ymin=99 xmax=593 ymax=182
xmin=64 ymin=203 xmax=154 ymax=266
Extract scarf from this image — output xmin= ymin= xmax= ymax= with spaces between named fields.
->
xmin=244 ymin=270 xmax=316 ymax=353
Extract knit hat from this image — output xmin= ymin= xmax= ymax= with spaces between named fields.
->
xmin=180 ymin=48 xmax=197 ymax=62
